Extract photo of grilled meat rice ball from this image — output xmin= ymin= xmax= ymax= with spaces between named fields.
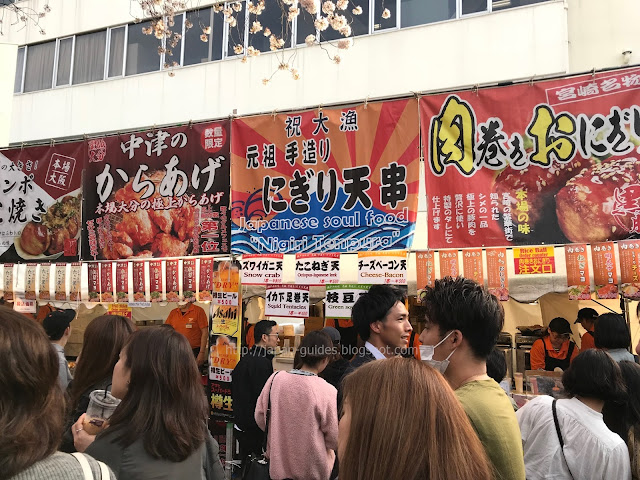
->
xmin=555 ymin=157 xmax=640 ymax=243
xmin=493 ymin=158 xmax=591 ymax=242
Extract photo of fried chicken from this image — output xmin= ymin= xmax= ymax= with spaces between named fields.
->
xmin=101 ymin=173 xmax=197 ymax=260
xmin=555 ymin=157 xmax=640 ymax=243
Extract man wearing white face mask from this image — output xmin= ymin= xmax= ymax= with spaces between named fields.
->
xmin=419 ymin=277 xmax=525 ymax=480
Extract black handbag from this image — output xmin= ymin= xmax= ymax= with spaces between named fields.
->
xmin=243 ymin=372 xmax=280 ymax=480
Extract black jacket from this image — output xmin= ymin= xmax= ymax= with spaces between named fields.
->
xmin=319 ymin=358 xmax=350 ymax=390
xmin=231 ymin=346 xmax=274 ymax=432
xmin=345 ymin=349 xmax=376 ymax=375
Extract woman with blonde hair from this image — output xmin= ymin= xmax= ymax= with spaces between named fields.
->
xmin=338 ymin=357 xmax=492 ymax=480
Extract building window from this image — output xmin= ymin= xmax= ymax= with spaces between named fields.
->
xmin=296 ymin=9 xmax=317 ymax=46
xmin=492 ymin=0 xmax=548 ymax=11
xmin=14 ymin=46 xmax=25 ymax=93
xmin=226 ymin=1 xmax=246 ymax=57
xmin=23 ymin=41 xmax=55 ymax=93
xmin=374 ymin=0 xmax=397 ymax=31
xmin=400 ymin=0 xmax=456 ymax=27
xmin=164 ymin=13 xmax=184 ymax=67
xmin=322 ymin=3 xmax=369 ymax=41
xmin=108 ymin=26 xmax=126 ymax=77
xmin=126 ymin=20 xmax=161 ymax=75
xmin=248 ymin=0 xmax=292 ymax=53
xmin=55 ymin=37 xmax=73 ymax=87
xmin=462 ymin=0 xmax=489 ymax=15
xmin=73 ymin=30 xmax=107 ymax=84
xmin=184 ymin=7 xmax=223 ymax=65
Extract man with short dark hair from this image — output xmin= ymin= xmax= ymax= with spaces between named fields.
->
xmin=575 ymin=307 xmax=598 ymax=350
xmin=530 ymin=317 xmax=579 ymax=371
xmin=419 ymin=277 xmax=525 ymax=480
xmin=231 ymin=319 xmax=279 ymax=469
xmin=42 ymin=309 xmax=75 ymax=389
xmin=348 ymin=284 xmax=412 ymax=371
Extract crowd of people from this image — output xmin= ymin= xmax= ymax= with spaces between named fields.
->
xmin=2 ymin=276 xmax=640 ymax=480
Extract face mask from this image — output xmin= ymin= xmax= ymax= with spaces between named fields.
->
xmin=420 ymin=331 xmax=456 ymax=375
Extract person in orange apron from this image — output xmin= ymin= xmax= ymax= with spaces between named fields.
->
xmin=530 ymin=317 xmax=579 ymax=371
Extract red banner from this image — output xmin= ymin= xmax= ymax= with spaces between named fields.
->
xmin=422 ymin=67 xmax=640 ymax=248
xmin=87 ymin=263 xmax=99 ymax=302
xmin=231 ymin=99 xmax=420 ymax=254
xmin=149 ymin=260 xmax=163 ymax=302
xmin=183 ymin=258 xmax=196 ymax=302
xmin=116 ymin=262 xmax=129 ymax=303
xmin=166 ymin=259 xmax=180 ymax=302
xmin=486 ymin=248 xmax=509 ymax=301
xmin=591 ymin=242 xmax=618 ymax=299
xmin=82 ymin=122 xmax=231 ymax=261
xmin=416 ymin=251 xmax=435 ymax=290
xmin=439 ymin=251 xmax=459 ymax=278
xmin=619 ymin=240 xmax=640 ymax=299
xmin=0 ymin=142 xmax=83 ymax=263
xmin=199 ymin=257 xmax=214 ymax=302
xmin=565 ymin=244 xmax=590 ymax=300
xmin=100 ymin=262 xmax=114 ymax=303
xmin=132 ymin=261 xmax=146 ymax=302
xmin=462 ymin=249 xmax=484 ymax=285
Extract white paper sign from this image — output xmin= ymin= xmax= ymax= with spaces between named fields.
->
xmin=265 ymin=284 xmax=309 ymax=318
xmin=325 ymin=284 xmax=371 ymax=319
xmin=241 ymin=254 xmax=284 ymax=285
xmin=295 ymin=253 xmax=340 ymax=285
xmin=357 ymin=251 xmax=408 ymax=284
xmin=212 ymin=291 xmax=239 ymax=306
xmin=13 ymin=296 xmax=37 ymax=313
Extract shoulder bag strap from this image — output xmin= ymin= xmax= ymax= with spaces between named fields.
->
xmin=552 ymin=400 xmax=575 ymax=479
xmin=71 ymin=452 xmax=110 ymax=480
xmin=263 ymin=371 xmax=281 ymax=451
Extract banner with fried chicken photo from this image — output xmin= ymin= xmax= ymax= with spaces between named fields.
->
xmin=82 ymin=122 xmax=231 ymax=261
xmin=0 ymin=141 xmax=84 ymax=263
xmin=421 ymin=66 xmax=640 ymax=250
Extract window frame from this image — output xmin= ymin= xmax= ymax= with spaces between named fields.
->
xmin=15 ymin=45 xmax=27 ymax=94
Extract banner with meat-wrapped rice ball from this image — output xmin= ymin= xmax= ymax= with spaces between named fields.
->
xmin=82 ymin=123 xmax=231 ymax=261
xmin=421 ymin=66 xmax=640 ymax=248
xmin=0 ymin=142 xmax=84 ymax=262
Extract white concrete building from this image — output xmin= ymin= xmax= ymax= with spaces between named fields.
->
xmin=1 ymin=0 xmax=638 ymax=147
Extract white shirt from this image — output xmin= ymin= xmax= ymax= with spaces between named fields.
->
xmin=517 ymin=395 xmax=631 ymax=480
xmin=364 ymin=341 xmax=387 ymax=360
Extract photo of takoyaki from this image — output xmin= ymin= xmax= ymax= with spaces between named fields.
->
xmin=15 ymin=193 xmax=82 ymax=259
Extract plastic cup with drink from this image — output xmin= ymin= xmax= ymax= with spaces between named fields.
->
xmin=83 ymin=390 xmax=121 ymax=435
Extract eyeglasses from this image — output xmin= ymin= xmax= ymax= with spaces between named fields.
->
xmin=265 ymin=334 xmax=279 ymax=337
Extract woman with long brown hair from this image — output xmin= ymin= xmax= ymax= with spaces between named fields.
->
xmin=338 ymin=357 xmax=492 ymax=480
xmin=61 ymin=314 xmax=135 ymax=452
xmin=73 ymin=326 xmax=223 ymax=480
xmin=0 ymin=306 xmax=112 ymax=479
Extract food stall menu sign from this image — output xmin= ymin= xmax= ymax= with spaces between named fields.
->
xmin=133 ymin=261 xmax=146 ymax=302
xmin=462 ymin=249 xmax=484 ymax=285
xmin=55 ymin=263 xmax=66 ymax=301
xmin=486 ymin=248 xmax=509 ymax=301
xmin=212 ymin=260 xmax=240 ymax=306
xmin=513 ymin=247 xmax=555 ymax=275
xmin=0 ymin=141 xmax=84 ymax=263
xmin=325 ymin=284 xmax=371 ymax=319
xmin=100 ymin=262 xmax=114 ymax=303
xmin=2 ymin=264 xmax=14 ymax=301
xmin=422 ymin=66 xmax=640 ymax=249
xmin=14 ymin=296 xmax=36 ymax=313
xmin=565 ymin=244 xmax=591 ymax=300
xmin=231 ymin=99 xmax=420 ymax=254
xmin=82 ymin=122 xmax=231 ymax=261
xmin=591 ymin=242 xmax=618 ymax=299
xmin=183 ymin=258 xmax=196 ymax=303
xmin=358 ymin=251 xmax=408 ymax=285
xmin=295 ymin=253 xmax=340 ymax=285
xmin=439 ymin=251 xmax=460 ymax=278
xmin=416 ymin=251 xmax=435 ymax=291
xmin=39 ymin=263 xmax=52 ymax=300
xmin=69 ymin=262 xmax=82 ymax=302
xmin=265 ymin=284 xmax=310 ymax=318
xmin=87 ymin=263 xmax=99 ymax=302
xmin=198 ymin=258 xmax=214 ymax=302
xmin=240 ymin=253 xmax=283 ymax=285
xmin=115 ymin=262 xmax=129 ymax=303
xmin=619 ymin=240 xmax=640 ymax=300
xmin=149 ymin=260 xmax=163 ymax=302
xmin=25 ymin=264 xmax=36 ymax=300
xmin=166 ymin=259 xmax=180 ymax=302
